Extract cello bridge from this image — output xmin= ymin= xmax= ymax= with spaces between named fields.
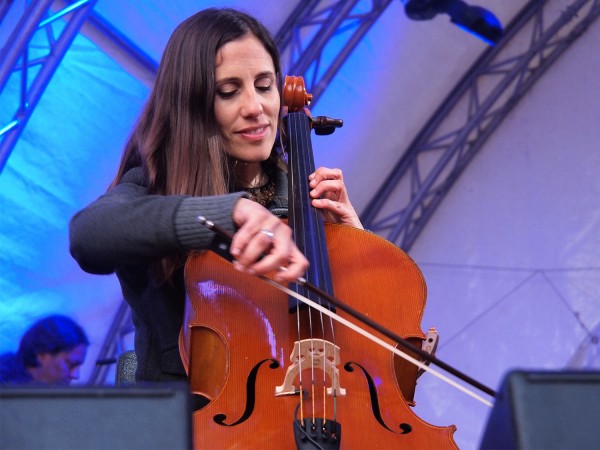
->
xmin=275 ymin=339 xmax=347 ymax=397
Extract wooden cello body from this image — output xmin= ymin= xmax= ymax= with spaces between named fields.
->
xmin=180 ymin=76 xmax=457 ymax=449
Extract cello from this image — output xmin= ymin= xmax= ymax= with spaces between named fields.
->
xmin=180 ymin=75 xmax=458 ymax=449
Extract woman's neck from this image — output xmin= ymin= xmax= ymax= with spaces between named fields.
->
xmin=236 ymin=161 xmax=267 ymax=188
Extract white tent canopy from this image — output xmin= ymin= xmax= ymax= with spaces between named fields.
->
xmin=1 ymin=1 xmax=599 ymax=447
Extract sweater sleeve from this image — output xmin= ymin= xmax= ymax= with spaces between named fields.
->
xmin=69 ymin=168 xmax=247 ymax=274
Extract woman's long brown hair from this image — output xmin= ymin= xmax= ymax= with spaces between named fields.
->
xmin=110 ymin=8 xmax=285 ymax=284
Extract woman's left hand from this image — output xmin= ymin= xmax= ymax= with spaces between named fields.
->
xmin=309 ymin=167 xmax=364 ymax=229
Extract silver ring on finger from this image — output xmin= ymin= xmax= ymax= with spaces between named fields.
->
xmin=259 ymin=229 xmax=274 ymax=239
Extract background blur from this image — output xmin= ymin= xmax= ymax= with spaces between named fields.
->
xmin=1 ymin=1 xmax=599 ymax=448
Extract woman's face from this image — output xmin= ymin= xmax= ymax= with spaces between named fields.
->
xmin=214 ymin=34 xmax=280 ymax=168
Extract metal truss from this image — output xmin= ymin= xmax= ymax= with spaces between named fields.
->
xmin=87 ymin=299 xmax=134 ymax=385
xmin=0 ymin=0 xmax=98 ymax=173
xmin=275 ymin=0 xmax=394 ymax=107
xmin=75 ymin=0 xmax=395 ymax=99
xmin=0 ymin=1 xmax=15 ymax=24
xmin=360 ymin=0 xmax=600 ymax=251
xmin=0 ymin=0 xmax=394 ymax=176
xmin=65 ymin=1 xmax=158 ymax=87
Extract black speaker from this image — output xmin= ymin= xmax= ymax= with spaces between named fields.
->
xmin=0 ymin=383 xmax=192 ymax=449
xmin=480 ymin=370 xmax=600 ymax=449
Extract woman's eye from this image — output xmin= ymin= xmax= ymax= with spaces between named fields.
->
xmin=256 ymin=85 xmax=272 ymax=93
xmin=217 ymin=90 xmax=236 ymax=99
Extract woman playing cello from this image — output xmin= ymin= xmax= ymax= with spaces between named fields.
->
xmin=69 ymin=7 xmax=457 ymax=448
xmin=69 ymin=6 xmax=361 ymax=393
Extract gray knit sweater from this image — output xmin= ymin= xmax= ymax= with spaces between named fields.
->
xmin=69 ymin=167 xmax=288 ymax=382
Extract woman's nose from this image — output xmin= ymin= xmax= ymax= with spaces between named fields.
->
xmin=241 ymin=90 xmax=263 ymax=117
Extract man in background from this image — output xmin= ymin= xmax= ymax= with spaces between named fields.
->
xmin=0 ymin=315 xmax=89 ymax=385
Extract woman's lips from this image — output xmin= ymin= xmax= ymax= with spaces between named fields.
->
xmin=237 ymin=125 xmax=269 ymax=141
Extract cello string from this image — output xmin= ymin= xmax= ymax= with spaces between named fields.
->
xmin=295 ymin=302 xmax=305 ymax=424
xmin=285 ymin=104 xmax=344 ymax=425
xmin=288 ymin=115 xmax=306 ymax=426
xmin=197 ymin=216 xmax=495 ymax=407
xmin=307 ymin=110 xmax=337 ymax=425
xmin=261 ymin=275 xmax=494 ymax=408
xmin=289 ymin=110 xmax=332 ymax=426
xmin=305 ymin=115 xmax=330 ymax=427
xmin=289 ymin=112 xmax=316 ymax=425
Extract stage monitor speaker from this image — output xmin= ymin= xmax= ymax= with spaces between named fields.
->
xmin=480 ymin=370 xmax=600 ymax=449
xmin=0 ymin=383 xmax=192 ymax=450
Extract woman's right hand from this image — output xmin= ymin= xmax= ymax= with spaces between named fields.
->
xmin=231 ymin=198 xmax=308 ymax=282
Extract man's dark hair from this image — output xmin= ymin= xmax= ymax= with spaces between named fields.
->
xmin=18 ymin=315 xmax=89 ymax=368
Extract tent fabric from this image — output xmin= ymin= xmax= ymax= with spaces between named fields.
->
xmin=1 ymin=2 xmax=599 ymax=448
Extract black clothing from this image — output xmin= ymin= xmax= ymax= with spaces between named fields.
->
xmin=70 ymin=167 xmax=288 ymax=382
